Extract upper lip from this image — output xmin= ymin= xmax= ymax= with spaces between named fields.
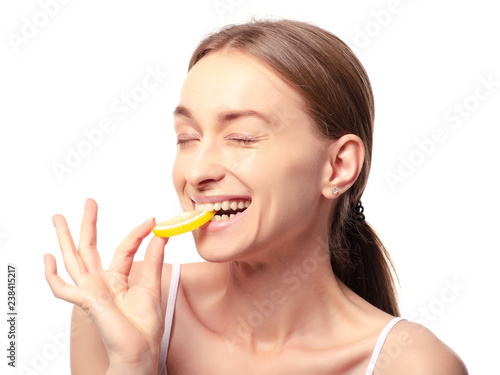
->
xmin=190 ymin=195 xmax=252 ymax=204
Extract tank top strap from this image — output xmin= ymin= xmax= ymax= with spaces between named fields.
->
xmin=364 ymin=317 xmax=404 ymax=375
xmin=157 ymin=263 xmax=181 ymax=375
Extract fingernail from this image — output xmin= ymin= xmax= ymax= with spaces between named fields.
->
xmin=43 ymin=254 xmax=47 ymax=264
xmin=84 ymin=197 xmax=89 ymax=211
xmin=51 ymin=216 xmax=55 ymax=227
xmin=143 ymin=217 xmax=155 ymax=224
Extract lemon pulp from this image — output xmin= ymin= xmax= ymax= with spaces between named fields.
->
xmin=153 ymin=210 xmax=216 ymax=237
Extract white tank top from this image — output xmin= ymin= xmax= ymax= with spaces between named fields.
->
xmin=157 ymin=263 xmax=404 ymax=375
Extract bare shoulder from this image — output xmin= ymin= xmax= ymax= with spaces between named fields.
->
xmin=376 ymin=320 xmax=468 ymax=374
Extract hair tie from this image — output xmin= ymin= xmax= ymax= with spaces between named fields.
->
xmin=354 ymin=201 xmax=365 ymax=222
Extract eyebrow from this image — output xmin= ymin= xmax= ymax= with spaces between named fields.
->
xmin=173 ymin=105 xmax=272 ymax=125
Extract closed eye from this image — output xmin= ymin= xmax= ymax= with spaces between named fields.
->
xmin=176 ymin=134 xmax=200 ymax=146
xmin=176 ymin=135 xmax=260 ymax=146
xmin=231 ymin=138 xmax=257 ymax=144
xmin=176 ymin=139 xmax=196 ymax=145
xmin=226 ymin=134 xmax=259 ymax=145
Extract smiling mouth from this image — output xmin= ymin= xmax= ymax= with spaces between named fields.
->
xmin=194 ymin=200 xmax=251 ymax=221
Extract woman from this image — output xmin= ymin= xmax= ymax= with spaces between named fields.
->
xmin=44 ymin=19 xmax=467 ymax=374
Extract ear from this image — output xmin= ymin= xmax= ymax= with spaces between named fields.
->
xmin=321 ymin=134 xmax=365 ymax=199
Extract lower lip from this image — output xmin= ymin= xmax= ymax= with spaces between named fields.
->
xmin=199 ymin=209 xmax=248 ymax=232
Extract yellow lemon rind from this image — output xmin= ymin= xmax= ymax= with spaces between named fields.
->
xmin=153 ymin=210 xmax=216 ymax=238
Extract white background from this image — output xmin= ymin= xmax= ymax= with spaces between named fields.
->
xmin=1 ymin=0 xmax=499 ymax=373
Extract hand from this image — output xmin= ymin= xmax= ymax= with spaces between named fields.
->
xmin=44 ymin=198 xmax=168 ymax=371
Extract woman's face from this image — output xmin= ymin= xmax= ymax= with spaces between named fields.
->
xmin=172 ymin=51 xmax=332 ymax=262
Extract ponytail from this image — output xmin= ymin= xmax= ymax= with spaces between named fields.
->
xmin=329 ymin=196 xmax=400 ymax=316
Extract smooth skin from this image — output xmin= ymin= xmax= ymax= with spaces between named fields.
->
xmin=45 ymin=51 xmax=467 ymax=374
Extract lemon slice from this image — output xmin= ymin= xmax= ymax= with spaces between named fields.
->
xmin=153 ymin=210 xmax=216 ymax=237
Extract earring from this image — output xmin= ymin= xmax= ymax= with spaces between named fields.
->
xmin=332 ymin=187 xmax=339 ymax=195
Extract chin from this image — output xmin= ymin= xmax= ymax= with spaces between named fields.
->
xmin=195 ymin=246 xmax=240 ymax=264
xmin=193 ymin=236 xmax=257 ymax=264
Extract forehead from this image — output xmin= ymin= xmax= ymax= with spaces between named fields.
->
xmin=179 ymin=51 xmax=307 ymax=116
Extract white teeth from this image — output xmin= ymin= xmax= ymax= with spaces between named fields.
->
xmin=196 ymin=200 xmax=251 ymax=211
xmin=196 ymin=199 xmax=252 ymax=221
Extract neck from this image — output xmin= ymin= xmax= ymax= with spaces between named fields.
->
xmin=220 ymin=234 xmax=350 ymax=352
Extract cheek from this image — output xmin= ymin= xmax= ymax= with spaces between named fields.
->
xmin=223 ymin=147 xmax=259 ymax=176
xmin=239 ymin=145 xmax=323 ymax=218
xmin=248 ymin=144 xmax=321 ymax=185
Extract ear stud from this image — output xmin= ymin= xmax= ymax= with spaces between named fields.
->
xmin=332 ymin=187 xmax=339 ymax=195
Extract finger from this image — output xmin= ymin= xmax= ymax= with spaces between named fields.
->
xmin=45 ymin=254 xmax=138 ymax=346
xmin=140 ymin=235 xmax=168 ymax=291
xmin=53 ymin=214 xmax=87 ymax=284
xmin=78 ymin=198 xmax=102 ymax=271
xmin=45 ymin=254 xmax=123 ymax=324
xmin=108 ymin=217 xmax=157 ymax=276
xmin=44 ymin=253 xmax=84 ymax=305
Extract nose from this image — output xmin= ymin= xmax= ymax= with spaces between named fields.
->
xmin=184 ymin=140 xmax=226 ymax=189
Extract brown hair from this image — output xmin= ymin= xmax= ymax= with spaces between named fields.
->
xmin=188 ymin=19 xmax=400 ymax=316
